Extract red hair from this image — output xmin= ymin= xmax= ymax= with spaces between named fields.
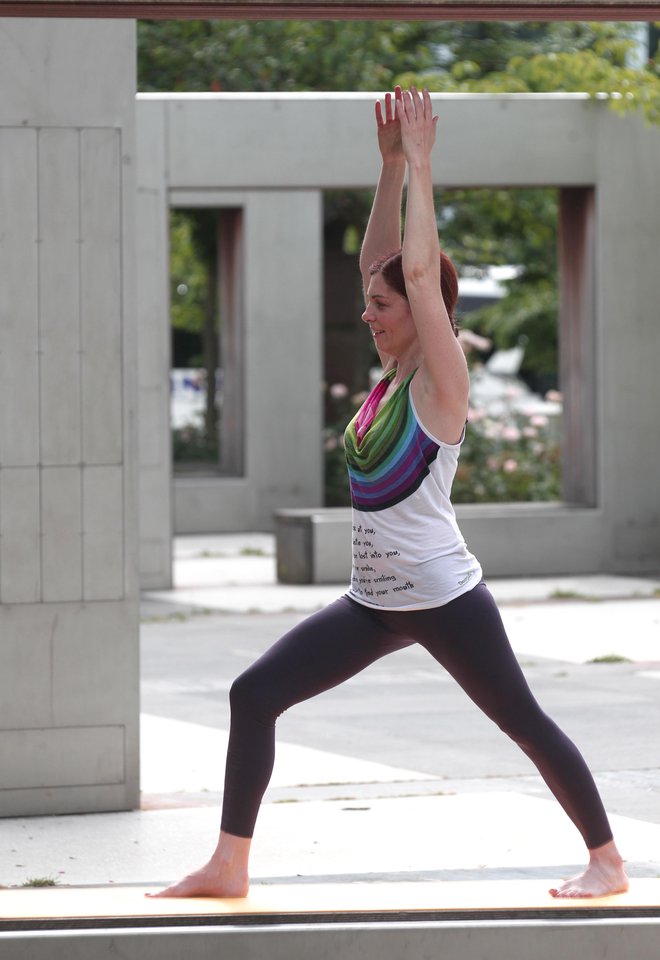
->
xmin=369 ymin=249 xmax=459 ymax=337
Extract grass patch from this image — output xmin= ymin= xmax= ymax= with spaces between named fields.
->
xmin=240 ymin=547 xmax=268 ymax=557
xmin=140 ymin=607 xmax=215 ymax=625
xmin=588 ymin=654 xmax=632 ymax=664
xmin=22 ymin=876 xmax=58 ymax=888
xmin=550 ymin=590 xmax=602 ymax=602
xmin=140 ymin=611 xmax=190 ymax=624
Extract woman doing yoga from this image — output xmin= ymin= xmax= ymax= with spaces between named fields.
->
xmin=152 ymin=87 xmax=628 ymax=901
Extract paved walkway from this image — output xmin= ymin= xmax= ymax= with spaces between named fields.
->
xmin=3 ymin=535 xmax=659 ymax=892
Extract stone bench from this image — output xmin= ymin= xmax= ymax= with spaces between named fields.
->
xmin=275 ymin=503 xmax=602 ymax=583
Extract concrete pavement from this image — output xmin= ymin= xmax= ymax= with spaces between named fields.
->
xmin=2 ymin=534 xmax=659 ymax=891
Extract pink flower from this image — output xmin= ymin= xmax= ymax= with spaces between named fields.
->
xmin=545 ymin=389 xmax=563 ymax=403
xmin=503 ymin=386 xmax=522 ymax=399
xmin=502 ymin=425 xmax=521 ymax=442
xmin=329 ymin=383 xmax=349 ymax=400
xmin=503 ymin=459 xmax=519 ymax=473
xmin=530 ymin=414 xmax=548 ymax=428
xmin=468 ymin=407 xmax=486 ymax=422
xmin=522 ymin=426 xmax=538 ymax=438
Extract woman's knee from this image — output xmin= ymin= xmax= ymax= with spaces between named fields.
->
xmin=230 ymin=667 xmax=272 ymax=720
xmin=495 ymin=703 xmax=558 ymax=756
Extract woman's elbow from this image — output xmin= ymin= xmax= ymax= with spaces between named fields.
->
xmin=403 ymin=259 xmax=436 ymax=291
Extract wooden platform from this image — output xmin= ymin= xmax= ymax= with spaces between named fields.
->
xmin=2 ymin=879 xmax=659 ymax=930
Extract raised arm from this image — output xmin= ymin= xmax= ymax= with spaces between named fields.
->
xmin=360 ymin=89 xmax=406 ymax=370
xmin=360 ymin=89 xmax=406 ymax=289
xmin=397 ymin=87 xmax=469 ymax=442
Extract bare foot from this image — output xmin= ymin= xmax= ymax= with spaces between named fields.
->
xmin=147 ymin=861 xmax=248 ymax=899
xmin=147 ymin=830 xmax=251 ymax=900
xmin=549 ymin=840 xmax=629 ymax=899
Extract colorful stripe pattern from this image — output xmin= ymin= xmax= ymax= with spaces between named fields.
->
xmin=345 ymin=371 xmax=440 ymax=513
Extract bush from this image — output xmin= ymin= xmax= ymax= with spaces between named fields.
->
xmin=323 ymin=383 xmax=366 ymax=506
xmin=172 ymin=423 xmax=219 ymax=464
xmin=452 ymin=402 xmax=561 ymax=503
xmin=323 ymin=382 xmax=562 ymax=506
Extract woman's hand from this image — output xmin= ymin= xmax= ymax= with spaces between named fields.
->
xmin=396 ymin=86 xmax=438 ymax=166
xmin=375 ymin=87 xmax=404 ymax=164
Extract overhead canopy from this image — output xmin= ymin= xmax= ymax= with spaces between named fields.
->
xmin=1 ymin=0 xmax=659 ymax=21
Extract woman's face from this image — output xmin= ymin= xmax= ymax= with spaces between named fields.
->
xmin=362 ymin=273 xmax=416 ymax=357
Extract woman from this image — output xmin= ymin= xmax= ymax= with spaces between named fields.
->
xmin=152 ymin=87 xmax=628 ymax=901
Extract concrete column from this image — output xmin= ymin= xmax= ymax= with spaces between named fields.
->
xmin=559 ymin=187 xmax=597 ymax=507
xmin=0 ymin=19 xmax=139 ymax=815
xmin=136 ymin=99 xmax=172 ymax=589
xmin=596 ymin=110 xmax=660 ymax=572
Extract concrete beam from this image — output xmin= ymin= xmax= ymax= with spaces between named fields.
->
xmin=2 ymin=918 xmax=660 ymax=960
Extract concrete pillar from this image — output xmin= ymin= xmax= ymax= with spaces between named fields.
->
xmin=0 ymin=19 xmax=139 ymax=815
xmin=136 ymin=99 xmax=172 ymax=589
xmin=597 ymin=110 xmax=660 ymax=572
xmin=559 ymin=188 xmax=597 ymax=507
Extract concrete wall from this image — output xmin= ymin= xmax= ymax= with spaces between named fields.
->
xmin=0 ymin=19 xmax=139 ymax=816
xmin=168 ymin=188 xmax=323 ymax=535
xmin=136 ymin=93 xmax=660 ymax=582
xmin=137 ymin=96 xmax=324 ymax=587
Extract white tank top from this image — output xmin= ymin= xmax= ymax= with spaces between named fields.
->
xmin=344 ymin=370 xmax=482 ymax=610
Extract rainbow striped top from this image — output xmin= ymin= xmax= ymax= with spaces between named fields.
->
xmin=345 ymin=370 xmax=439 ymax=513
xmin=344 ymin=369 xmax=481 ymax=610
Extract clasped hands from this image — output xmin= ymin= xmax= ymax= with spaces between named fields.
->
xmin=375 ymin=85 xmax=438 ymax=166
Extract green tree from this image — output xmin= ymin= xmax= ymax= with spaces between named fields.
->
xmin=170 ymin=209 xmax=219 ymax=452
xmin=403 ymin=21 xmax=660 ymax=124
xmin=170 ymin=210 xmax=207 ymax=341
xmin=138 ymin=19 xmax=439 ymax=92
xmin=392 ymin=22 xmax=659 ymax=386
xmin=437 ymin=187 xmax=559 ymax=390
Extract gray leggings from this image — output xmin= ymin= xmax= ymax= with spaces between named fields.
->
xmin=221 ymin=581 xmax=613 ymax=848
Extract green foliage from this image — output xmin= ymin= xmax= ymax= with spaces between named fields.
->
xmin=464 ymin=276 xmax=559 ymax=388
xmin=323 ymin=384 xmax=364 ymax=507
xmin=588 ymin=654 xmax=632 ymax=663
xmin=138 ymin=20 xmax=438 ymax=93
xmin=138 ymin=20 xmax=657 ymax=104
xmin=172 ymin=422 xmax=219 ymax=465
xmin=438 ymin=188 xmax=559 ymax=385
xmin=401 ymin=22 xmax=660 ymax=126
xmin=170 ymin=210 xmax=208 ymax=337
xmin=22 ymin=876 xmax=58 ymax=888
